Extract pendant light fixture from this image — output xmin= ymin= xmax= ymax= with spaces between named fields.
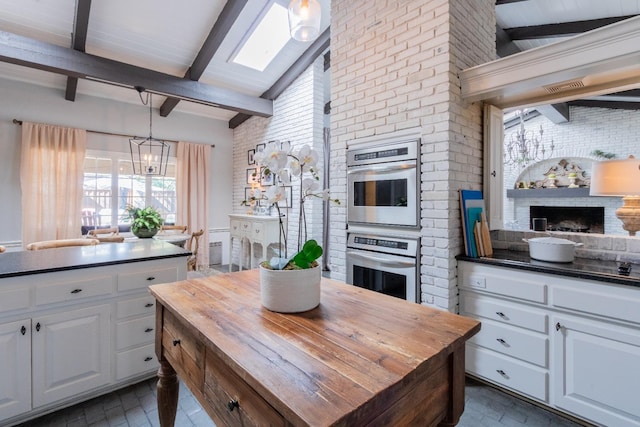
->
xmin=129 ymin=86 xmax=170 ymax=176
xmin=288 ymin=0 xmax=321 ymax=42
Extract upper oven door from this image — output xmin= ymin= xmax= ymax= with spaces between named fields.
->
xmin=347 ymin=160 xmax=418 ymax=227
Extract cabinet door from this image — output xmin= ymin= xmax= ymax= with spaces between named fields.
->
xmin=552 ymin=315 xmax=640 ymax=427
xmin=0 ymin=319 xmax=31 ymax=421
xmin=32 ymin=305 xmax=110 ymax=408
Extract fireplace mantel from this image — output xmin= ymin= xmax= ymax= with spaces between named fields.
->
xmin=507 ymin=188 xmax=590 ymax=198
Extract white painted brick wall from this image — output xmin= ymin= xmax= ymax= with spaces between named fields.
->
xmin=331 ymin=0 xmax=495 ymax=310
xmin=504 ymin=106 xmax=640 ymax=236
xmin=232 ymin=59 xmax=326 ymax=266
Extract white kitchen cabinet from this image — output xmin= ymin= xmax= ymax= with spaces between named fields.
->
xmin=31 ymin=304 xmax=110 ymax=408
xmin=0 ymin=249 xmax=187 ymax=426
xmin=459 ymin=260 xmax=640 ymax=426
xmin=552 ymin=314 xmax=640 ymax=426
xmin=0 ymin=319 xmax=31 ymax=420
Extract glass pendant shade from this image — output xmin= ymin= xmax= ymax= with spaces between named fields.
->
xmin=288 ymin=0 xmax=321 ymax=42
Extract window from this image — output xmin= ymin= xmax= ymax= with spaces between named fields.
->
xmin=82 ymin=152 xmax=176 ymax=232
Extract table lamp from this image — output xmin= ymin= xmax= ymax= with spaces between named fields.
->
xmin=590 ymin=155 xmax=640 ymax=236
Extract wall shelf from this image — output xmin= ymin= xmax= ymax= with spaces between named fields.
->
xmin=507 ymin=188 xmax=591 ymax=198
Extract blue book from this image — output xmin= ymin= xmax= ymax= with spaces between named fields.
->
xmin=459 ymin=190 xmax=484 ymax=256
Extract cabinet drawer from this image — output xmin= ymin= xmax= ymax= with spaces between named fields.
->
xmin=459 ymin=263 xmax=547 ymax=303
xmin=35 ymin=275 xmax=113 ymax=306
xmin=116 ymin=315 xmax=156 ymax=350
xmin=460 ymin=292 xmax=547 ymax=333
xmin=162 ymin=309 xmax=205 ymax=391
xmin=552 ymin=284 xmax=640 ymax=326
xmin=116 ymin=344 xmax=158 ymax=380
xmin=467 ymin=344 xmax=548 ymax=402
xmin=468 ymin=318 xmax=548 ymax=367
xmin=118 ymin=267 xmax=178 ymax=292
xmin=0 ymin=286 xmax=30 ymax=314
xmin=117 ymin=296 xmax=155 ymax=319
xmin=204 ymin=349 xmax=285 ymax=427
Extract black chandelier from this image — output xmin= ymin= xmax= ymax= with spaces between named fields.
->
xmin=129 ymin=86 xmax=170 ymax=176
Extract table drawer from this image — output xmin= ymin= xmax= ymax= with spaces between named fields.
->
xmin=468 ymin=318 xmax=548 ymax=367
xmin=116 ymin=315 xmax=156 ymax=350
xmin=460 ymin=292 xmax=547 ymax=333
xmin=467 ymin=344 xmax=548 ymax=402
xmin=118 ymin=267 xmax=178 ymax=292
xmin=162 ymin=309 xmax=205 ymax=391
xmin=117 ymin=296 xmax=155 ymax=319
xmin=116 ymin=344 xmax=158 ymax=380
xmin=35 ymin=275 xmax=113 ymax=306
xmin=203 ymin=350 xmax=285 ymax=427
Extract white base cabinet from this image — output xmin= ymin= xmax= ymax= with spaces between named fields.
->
xmin=0 ymin=256 xmax=186 ymax=427
xmin=459 ymin=261 xmax=640 ymax=427
xmin=0 ymin=319 xmax=31 ymax=421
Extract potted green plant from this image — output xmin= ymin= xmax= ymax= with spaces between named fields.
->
xmin=245 ymin=141 xmax=340 ymax=312
xmin=125 ymin=205 xmax=164 ymax=238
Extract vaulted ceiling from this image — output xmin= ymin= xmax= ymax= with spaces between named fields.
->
xmin=0 ymin=0 xmax=638 ymax=129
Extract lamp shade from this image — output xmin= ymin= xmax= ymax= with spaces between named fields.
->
xmin=288 ymin=0 xmax=321 ymax=42
xmin=590 ymin=157 xmax=640 ymax=196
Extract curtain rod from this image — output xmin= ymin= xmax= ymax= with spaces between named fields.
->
xmin=12 ymin=119 xmax=215 ymax=148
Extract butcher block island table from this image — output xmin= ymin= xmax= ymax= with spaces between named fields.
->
xmin=150 ymin=270 xmax=480 ymax=427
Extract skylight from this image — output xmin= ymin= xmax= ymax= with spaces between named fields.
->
xmin=232 ymin=3 xmax=291 ymax=72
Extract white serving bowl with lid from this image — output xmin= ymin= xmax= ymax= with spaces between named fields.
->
xmin=523 ymin=237 xmax=583 ymax=263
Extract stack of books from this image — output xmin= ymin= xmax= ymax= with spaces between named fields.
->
xmin=459 ymin=189 xmax=493 ymax=258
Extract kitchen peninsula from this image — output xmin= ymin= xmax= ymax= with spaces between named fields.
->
xmin=150 ymin=270 xmax=481 ymax=427
xmin=0 ymin=240 xmax=189 ymax=426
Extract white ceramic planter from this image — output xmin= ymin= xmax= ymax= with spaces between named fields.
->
xmin=259 ymin=265 xmax=321 ymax=313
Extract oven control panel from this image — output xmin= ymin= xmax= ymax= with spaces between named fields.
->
xmin=347 ymin=233 xmax=418 ymax=257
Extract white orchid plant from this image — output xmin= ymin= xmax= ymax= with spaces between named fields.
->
xmin=242 ymin=141 xmax=339 ymax=270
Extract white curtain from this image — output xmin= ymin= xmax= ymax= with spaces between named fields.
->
xmin=176 ymin=142 xmax=211 ymax=269
xmin=20 ymin=122 xmax=87 ymax=246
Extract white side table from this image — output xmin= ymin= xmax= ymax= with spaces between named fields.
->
xmin=229 ymin=214 xmax=285 ymax=272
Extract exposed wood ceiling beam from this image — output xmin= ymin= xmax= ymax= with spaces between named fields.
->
xmin=160 ymin=0 xmax=247 ymax=117
xmin=496 ymin=24 xmax=569 ymax=123
xmin=65 ymin=0 xmax=92 ymax=102
xmin=0 ymin=30 xmax=273 ymax=117
xmin=229 ymin=27 xmax=330 ymax=129
xmin=568 ymin=99 xmax=640 ymax=110
xmin=504 ymin=15 xmax=637 ymax=40
xmin=495 ymin=0 xmax=529 ymax=5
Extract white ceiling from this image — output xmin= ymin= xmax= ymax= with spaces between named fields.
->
xmin=0 ymin=0 xmax=637 ymax=123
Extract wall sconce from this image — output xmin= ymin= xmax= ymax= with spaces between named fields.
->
xmin=590 ymin=155 xmax=640 ymax=236
xmin=129 ymin=87 xmax=170 ymax=176
xmin=288 ymin=0 xmax=321 ymax=42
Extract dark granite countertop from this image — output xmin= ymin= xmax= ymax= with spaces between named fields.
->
xmin=457 ymin=249 xmax=640 ymax=288
xmin=0 ymin=240 xmax=190 ymax=279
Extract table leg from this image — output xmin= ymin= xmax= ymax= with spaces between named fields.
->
xmin=228 ymin=237 xmax=233 ymax=272
xmin=157 ymin=359 xmax=179 ymax=427
xmin=440 ymin=346 xmax=466 ymax=426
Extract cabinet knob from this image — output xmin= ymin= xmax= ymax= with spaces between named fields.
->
xmin=145 ymin=328 xmax=154 ymax=333
xmin=146 ymin=276 xmax=156 ymax=281
xmin=555 ymin=322 xmax=562 ymax=331
xmin=144 ymin=356 xmax=153 ymax=362
xmin=36 ymin=322 xmax=41 ymax=332
xmin=227 ymin=399 xmax=239 ymax=412
xmin=491 ymin=170 xmax=497 ymax=177
xmin=145 ymin=302 xmax=154 ymax=308
xmin=172 ymin=339 xmax=181 ymax=346
xmin=20 ymin=325 xmax=26 ymax=335
xmin=70 ymin=288 xmax=83 ymax=294
xmin=495 ymin=311 xmax=506 ymax=318
xmin=496 ymin=369 xmax=507 ymax=377
xmin=496 ymin=338 xmax=507 ymax=345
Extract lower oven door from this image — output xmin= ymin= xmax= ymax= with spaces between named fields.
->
xmin=346 ymin=249 xmax=417 ymax=302
xmin=347 ymin=161 xmax=418 ymax=228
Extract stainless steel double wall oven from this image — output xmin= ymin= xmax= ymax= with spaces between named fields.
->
xmin=345 ymin=136 xmax=421 ymax=303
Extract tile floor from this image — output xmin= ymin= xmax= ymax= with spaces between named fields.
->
xmin=15 ymin=376 xmax=585 ymax=427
